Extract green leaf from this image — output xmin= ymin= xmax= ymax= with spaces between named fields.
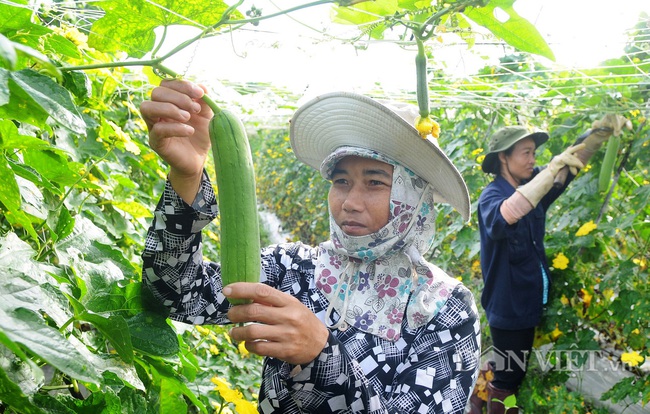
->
xmin=17 ymin=175 xmax=47 ymax=221
xmin=0 ymin=232 xmax=71 ymax=323
xmin=0 ymin=156 xmax=38 ymax=240
xmin=463 ymin=0 xmax=555 ymax=61
xmin=89 ymin=0 xmax=239 ymax=58
xmin=160 ymin=376 xmax=189 ymax=414
xmin=0 ymin=72 xmax=48 ymax=127
xmin=62 ymin=70 xmax=92 ymax=102
xmin=0 ymin=308 xmax=101 ymax=384
xmin=9 ymin=159 xmax=63 ymax=197
xmin=12 ymin=42 xmax=63 ymax=82
xmin=0 ymin=33 xmax=17 ymax=70
xmin=53 ymin=205 xmax=76 ymax=241
xmin=0 ymin=238 xmax=106 ymax=386
xmin=126 ymin=312 xmax=179 ymax=356
xmin=0 ymin=365 xmax=46 ymax=414
xmin=503 ymin=394 xmax=517 ymax=408
xmin=332 ymin=0 xmax=406 ymax=39
xmin=64 ymin=279 xmax=141 ymax=373
xmin=9 ymin=70 xmax=85 ymax=133
xmin=22 ymin=148 xmax=83 ymax=189
xmin=149 ymin=360 xmax=208 ymax=414
xmin=0 ymin=67 xmax=8 ymax=105
xmin=79 ymin=311 xmax=134 ymax=364
xmin=0 ymin=0 xmax=33 ymax=33
xmin=35 ymin=26 xmax=82 ymax=60
xmin=55 ymin=216 xmax=139 ymax=278
xmin=0 ymin=343 xmax=45 ymax=394
xmin=0 ymin=119 xmax=51 ymax=151
xmin=115 ymin=385 xmax=152 ymax=414
xmin=0 ymin=154 xmax=21 ymax=211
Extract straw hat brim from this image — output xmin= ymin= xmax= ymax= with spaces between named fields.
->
xmin=289 ymin=92 xmax=470 ymax=221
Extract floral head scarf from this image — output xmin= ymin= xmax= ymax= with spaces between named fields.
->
xmin=316 ymin=146 xmax=460 ymax=342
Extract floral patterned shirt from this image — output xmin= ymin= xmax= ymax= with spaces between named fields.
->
xmin=142 ymin=176 xmax=481 ymax=413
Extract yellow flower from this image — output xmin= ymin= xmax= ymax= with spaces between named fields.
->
xmin=209 ymin=344 xmax=220 ymax=355
xmin=576 ymin=220 xmax=597 ymax=236
xmin=234 ymin=399 xmax=258 ymax=414
xmin=578 ymin=288 xmax=593 ymax=307
xmin=471 ymin=148 xmax=484 ymax=156
xmin=211 ymin=377 xmax=243 ymax=404
xmin=477 ymin=155 xmax=486 ymax=164
xmin=552 ymin=252 xmax=569 ymax=270
xmin=142 ymin=152 xmax=157 ymax=162
xmin=471 ymin=260 xmax=481 ymax=274
xmin=621 ymin=351 xmax=644 ymax=367
xmin=560 ymin=295 xmax=569 ymax=306
xmin=238 ymin=340 xmax=250 ymax=356
xmin=633 ymin=257 xmax=647 ymax=270
xmin=551 ymin=325 xmax=563 ymax=341
xmin=196 ymin=326 xmax=210 ymax=336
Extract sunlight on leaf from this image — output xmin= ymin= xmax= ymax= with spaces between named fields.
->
xmin=463 ymin=0 xmax=555 ymax=61
xmin=89 ymin=0 xmax=241 ymax=58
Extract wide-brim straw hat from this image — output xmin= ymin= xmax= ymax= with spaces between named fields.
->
xmin=482 ymin=126 xmax=549 ymax=174
xmin=289 ymin=91 xmax=470 ymax=221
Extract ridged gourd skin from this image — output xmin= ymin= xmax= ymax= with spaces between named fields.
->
xmin=598 ymin=134 xmax=620 ymax=193
xmin=209 ymin=108 xmax=261 ymax=305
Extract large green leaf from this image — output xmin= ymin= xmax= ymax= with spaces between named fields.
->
xmin=126 ymin=312 xmax=179 ymax=356
xmin=331 ymin=0 xmax=403 ymax=39
xmin=9 ymin=69 xmax=85 ymax=133
xmin=0 ymin=67 xmax=8 ymax=105
xmin=55 ymin=216 xmax=140 ymax=278
xmin=0 ymin=33 xmax=17 ymax=70
xmin=79 ymin=311 xmax=134 ymax=364
xmin=0 ymin=155 xmax=38 ymax=240
xmin=0 ymin=234 xmax=102 ymax=384
xmin=21 ymin=148 xmax=83 ymax=188
xmin=160 ymin=376 xmax=189 ymax=414
xmin=0 ymin=154 xmax=21 ymax=211
xmin=11 ymin=25 xmax=82 ymax=61
xmin=89 ymin=0 xmax=239 ymax=58
xmin=0 ymin=308 xmax=101 ymax=384
xmin=0 ymin=365 xmax=45 ymax=414
xmin=0 ymin=232 xmax=69 ymax=326
xmin=0 ymin=0 xmax=34 ymax=33
xmin=0 ymin=119 xmax=52 ymax=151
xmin=149 ymin=360 xmax=208 ymax=414
xmin=462 ymin=0 xmax=555 ymax=61
xmin=0 ymin=70 xmax=48 ymax=128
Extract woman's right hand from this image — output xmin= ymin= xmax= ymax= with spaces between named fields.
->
xmin=140 ymin=79 xmax=214 ymax=202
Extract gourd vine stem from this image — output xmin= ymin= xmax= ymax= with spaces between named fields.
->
xmin=416 ymin=0 xmax=482 ymax=40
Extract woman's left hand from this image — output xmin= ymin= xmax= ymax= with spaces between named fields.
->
xmin=224 ymin=283 xmax=330 ymax=365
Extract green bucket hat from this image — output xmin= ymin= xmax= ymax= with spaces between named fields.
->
xmin=481 ymin=126 xmax=549 ymax=174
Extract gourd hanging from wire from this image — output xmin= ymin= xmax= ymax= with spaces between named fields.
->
xmin=414 ymin=37 xmax=440 ymax=140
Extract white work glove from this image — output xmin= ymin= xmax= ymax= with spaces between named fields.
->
xmin=517 ymin=144 xmax=585 ymax=208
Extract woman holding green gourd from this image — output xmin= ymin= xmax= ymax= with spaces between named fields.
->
xmin=140 ymin=79 xmax=480 ymax=413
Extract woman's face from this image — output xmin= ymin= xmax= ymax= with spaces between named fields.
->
xmin=499 ymin=137 xmax=537 ymax=185
xmin=328 ymin=156 xmax=393 ymax=236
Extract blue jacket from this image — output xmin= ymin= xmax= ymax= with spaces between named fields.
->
xmin=477 ymin=169 xmax=570 ymax=330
